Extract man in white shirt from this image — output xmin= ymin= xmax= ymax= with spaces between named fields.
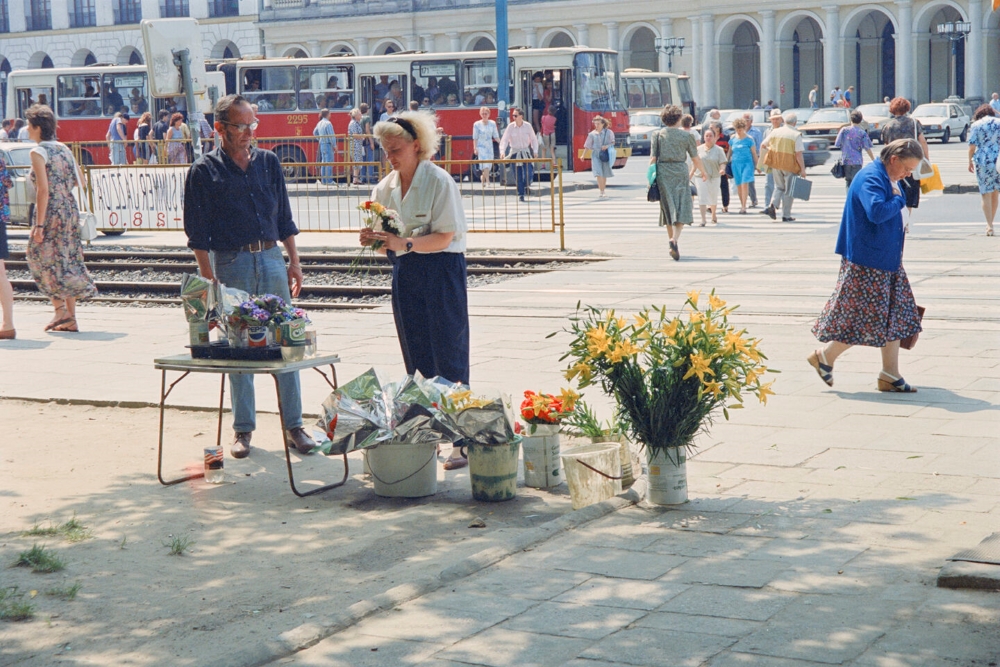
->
xmin=0 ymin=120 xmax=9 ymax=140
xmin=829 ymin=86 xmax=843 ymax=106
xmin=990 ymin=93 xmax=1000 ymax=115
xmin=498 ymin=107 xmax=538 ymax=201
xmin=808 ymin=85 xmax=819 ymax=109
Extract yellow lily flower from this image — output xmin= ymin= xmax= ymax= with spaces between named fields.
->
xmin=634 ymin=313 xmax=649 ymax=328
xmin=708 ymin=294 xmax=727 ymax=310
xmin=683 ymin=351 xmax=715 ymax=382
xmin=758 ymin=381 xmax=775 ymax=405
xmin=702 ymin=380 xmax=724 ymax=397
xmin=559 ymin=388 xmax=580 ymax=412
xmin=661 ymin=318 xmax=681 ymax=338
xmin=687 ymin=290 xmax=701 ymax=308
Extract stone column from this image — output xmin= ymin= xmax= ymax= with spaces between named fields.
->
xmin=604 ymin=22 xmax=619 ymax=52
xmin=574 ymin=23 xmax=590 ymax=47
xmin=356 ymin=36 xmax=370 ymax=57
xmin=895 ymin=0 xmax=913 ymax=100
xmin=760 ymin=10 xmax=776 ymax=106
xmin=657 ymin=17 xmax=673 ymax=72
xmin=404 ymin=34 xmax=419 ymax=51
xmin=190 ymin=0 xmax=209 ymax=20
xmin=264 ymin=43 xmax=276 ymax=58
xmin=688 ymin=15 xmax=702 ymax=105
xmin=823 ymin=5 xmax=842 ymax=99
xmin=701 ymin=14 xmax=716 ymax=108
xmin=523 ymin=27 xmax=537 ymax=48
xmin=716 ymin=44 xmax=735 ymax=107
xmin=51 ymin=0 xmax=69 ymax=30
xmin=307 ymin=40 xmax=320 ymax=58
xmin=140 ymin=0 xmax=159 ymax=23
xmin=447 ymin=32 xmax=461 ymax=52
xmin=967 ymin=0 xmax=983 ymax=99
xmin=775 ymin=41 xmax=796 ymax=107
xmin=421 ymin=34 xmax=435 ymax=52
xmin=95 ymin=0 xmax=114 ymax=26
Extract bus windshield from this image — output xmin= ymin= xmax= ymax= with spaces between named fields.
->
xmin=574 ymin=52 xmax=624 ymax=112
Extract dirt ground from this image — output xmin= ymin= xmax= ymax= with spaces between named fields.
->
xmin=0 ymin=400 xmax=576 ymax=666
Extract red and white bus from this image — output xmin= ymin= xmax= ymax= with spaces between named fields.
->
xmin=4 ymin=64 xmax=220 ymax=165
xmin=6 ymin=46 xmax=631 ymax=174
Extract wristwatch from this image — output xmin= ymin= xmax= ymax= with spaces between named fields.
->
xmin=405 ymin=240 xmax=413 ymax=252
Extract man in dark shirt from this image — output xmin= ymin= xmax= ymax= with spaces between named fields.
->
xmin=183 ymin=94 xmax=316 ymax=459
xmin=152 ymin=110 xmax=170 ymax=163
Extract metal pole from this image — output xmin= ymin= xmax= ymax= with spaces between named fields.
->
xmin=496 ymin=0 xmax=509 ymax=128
xmin=173 ymin=48 xmax=201 ymax=156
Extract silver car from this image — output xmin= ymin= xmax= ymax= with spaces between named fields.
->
xmin=0 ymin=142 xmax=37 ymax=226
xmin=628 ymin=112 xmax=664 ymax=155
xmin=912 ymin=103 xmax=970 ymax=143
xmin=856 ymin=103 xmax=892 ymax=143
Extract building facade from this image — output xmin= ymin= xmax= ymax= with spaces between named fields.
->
xmin=258 ymin=0 xmax=997 ymax=109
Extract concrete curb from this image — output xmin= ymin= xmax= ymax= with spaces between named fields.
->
xmin=943 ymin=184 xmax=980 ymax=194
xmin=210 ymin=473 xmax=649 ymax=667
xmin=937 ymin=561 xmax=1000 ymax=590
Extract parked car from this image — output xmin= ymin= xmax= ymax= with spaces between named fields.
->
xmin=801 ymin=137 xmax=831 ymax=168
xmin=722 ymin=109 xmax=771 ymax=136
xmin=856 ymin=103 xmax=892 ymax=143
xmin=911 ymin=102 xmax=970 ymax=143
xmin=628 ymin=112 xmax=664 ymax=155
xmin=695 ymin=108 xmax=741 ymax=135
xmin=800 ymin=107 xmax=868 ymax=144
xmin=0 ymin=142 xmax=37 ymax=226
xmin=784 ymin=108 xmax=816 ymax=125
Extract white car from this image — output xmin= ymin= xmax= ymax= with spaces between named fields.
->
xmin=0 ymin=142 xmax=38 ymax=226
xmin=911 ymin=103 xmax=970 ymax=143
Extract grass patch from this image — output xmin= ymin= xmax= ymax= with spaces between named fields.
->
xmin=0 ymin=587 xmax=35 ymax=621
xmin=21 ymin=516 xmax=92 ymax=543
xmin=14 ymin=545 xmax=66 ymax=574
xmin=164 ymin=535 xmax=193 ymax=556
xmin=44 ymin=582 xmax=81 ymax=601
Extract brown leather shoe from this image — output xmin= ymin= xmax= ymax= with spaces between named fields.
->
xmin=231 ymin=432 xmax=252 ymax=459
xmin=286 ymin=427 xmax=316 ymax=455
xmin=0 ymin=328 xmax=15 ymax=340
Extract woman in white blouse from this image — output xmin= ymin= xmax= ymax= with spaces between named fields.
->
xmin=360 ymin=111 xmax=470 ymax=469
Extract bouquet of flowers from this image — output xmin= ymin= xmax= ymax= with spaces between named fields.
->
xmin=353 ymin=200 xmax=402 ymax=274
xmin=561 ymin=291 xmax=775 ymax=463
xmin=519 ymin=389 xmax=578 ymax=435
xmin=425 ymin=381 xmax=518 ymax=447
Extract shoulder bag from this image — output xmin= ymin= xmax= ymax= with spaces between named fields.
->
xmin=831 ymin=160 xmax=846 ymax=179
xmin=911 ymin=119 xmax=935 ymax=181
xmin=72 ymin=150 xmax=99 ymax=242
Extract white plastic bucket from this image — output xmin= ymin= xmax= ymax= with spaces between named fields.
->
xmin=521 ymin=424 xmax=562 ymax=488
xmin=561 ymin=443 xmax=622 ymax=510
xmin=647 ymin=448 xmax=688 ymax=505
xmin=591 ymin=436 xmax=636 ymax=489
xmin=366 ymin=441 xmax=439 ymax=498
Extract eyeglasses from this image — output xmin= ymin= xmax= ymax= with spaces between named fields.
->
xmin=510 ymin=113 xmax=520 ymax=118
xmin=221 ymin=120 xmax=259 ymax=133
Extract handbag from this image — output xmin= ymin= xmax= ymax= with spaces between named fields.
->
xmin=647 ymin=180 xmax=660 ymax=202
xmin=788 ymin=174 xmax=812 ymax=201
xmin=910 ymin=119 xmax=936 ymax=181
xmin=831 ymin=160 xmax=846 ymax=179
xmin=73 ymin=153 xmax=99 ymax=242
xmin=599 ymin=148 xmax=610 ymax=162
xmin=900 ymin=306 xmax=926 ymax=350
xmin=725 ymin=162 xmax=734 ymax=178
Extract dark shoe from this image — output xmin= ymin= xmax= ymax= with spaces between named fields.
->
xmin=782 ymin=216 xmax=796 ymax=222
xmin=669 ymin=240 xmax=679 ymax=261
xmin=443 ymin=455 xmax=468 ymax=470
xmin=232 ymin=432 xmax=252 ymax=459
xmin=286 ymin=427 xmax=317 ymax=455
xmin=518 ymin=195 xmax=525 ymax=202
xmin=764 ymin=205 xmax=776 ymax=220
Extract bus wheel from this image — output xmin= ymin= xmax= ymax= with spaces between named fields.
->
xmin=275 ymin=147 xmax=306 ymax=182
xmin=101 ymin=230 xmax=126 ymax=237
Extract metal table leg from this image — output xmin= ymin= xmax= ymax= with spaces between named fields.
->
xmin=273 ymin=367 xmax=348 ymax=497
xmin=157 ymin=370 xmax=226 ymax=486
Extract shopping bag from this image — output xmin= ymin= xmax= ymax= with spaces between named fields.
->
xmin=789 ymin=175 xmax=812 ymax=201
xmin=900 ymin=306 xmax=926 ymax=350
xmin=919 ymin=164 xmax=943 ymax=193
xmin=647 ymin=181 xmax=660 ymax=202
xmin=79 ymin=212 xmax=98 ymax=242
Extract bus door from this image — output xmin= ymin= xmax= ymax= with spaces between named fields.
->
xmin=14 ymin=85 xmax=54 ymax=119
xmin=361 ymin=73 xmax=407 ymax=120
xmin=521 ymin=68 xmax=572 ymax=171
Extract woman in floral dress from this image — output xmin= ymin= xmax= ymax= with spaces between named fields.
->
xmin=166 ymin=113 xmax=187 ymax=164
xmin=0 ymin=157 xmax=16 ymax=339
xmin=348 ymin=108 xmax=366 ymax=185
xmin=25 ymin=105 xmax=97 ymax=332
xmin=967 ymin=104 xmax=1000 ymax=236
xmin=649 ymin=105 xmax=706 ymax=261
xmin=834 ymin=111 xmax=875 ymax=187
xmin=472 ymin=106 xmax=499 ymax=185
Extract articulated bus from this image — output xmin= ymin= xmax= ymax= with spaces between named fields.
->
xmin=4 ymin=64 xmax=221 ymax=165
xmin=6 ymin=47 xmax=631 ymax=175
xmin=621 ymin=69 xmax=696 ymax=117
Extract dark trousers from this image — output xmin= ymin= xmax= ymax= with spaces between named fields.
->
xmin=390 ymin=251 xmax=470 ymax=385
xmin=720 ymin=174 xmax=730 ymax=209
xmin=515 ymin=162 xmax=533 ymax=196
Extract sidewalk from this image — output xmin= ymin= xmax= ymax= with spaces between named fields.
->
xmin=1 ymin=185 xmax=998 ymax=666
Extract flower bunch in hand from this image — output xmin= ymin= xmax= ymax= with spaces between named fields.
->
xmin=358 ymin=201 xmax=401 ymax=251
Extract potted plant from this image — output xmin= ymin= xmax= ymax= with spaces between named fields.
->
xmin=519 ymin=389 xmax=578 ymax=488
xmin=561 ymin=291 xmax=775 ymax=504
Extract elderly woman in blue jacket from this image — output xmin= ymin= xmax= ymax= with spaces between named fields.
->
xmin=808 ymin=139 xmax=924 ymax=393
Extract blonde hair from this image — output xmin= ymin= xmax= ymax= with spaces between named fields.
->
xmin=593 ymin=116 xmax=609 ymax=129
xmin=373 ymin=111 xmax=441 ymax=160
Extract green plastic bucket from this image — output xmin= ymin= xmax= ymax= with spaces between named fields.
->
xmin=467 ymin=439 xmax=520 ymax=502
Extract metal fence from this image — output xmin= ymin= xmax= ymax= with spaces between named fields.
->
xmin=80 ymin=156 xmax=566 ymax=248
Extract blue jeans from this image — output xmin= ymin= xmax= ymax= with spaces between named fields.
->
xmin=111 ymin=142 xmax=127 ymax=165
xmin=515 ymin=161 xmax=533 ymax=196
xmin=363 ymin=144 xmax=375 ymax=182
xmin=211 ymin=246 xmax=302 ymax=433
xmin=319 ymin=144 xmax=334 ymax=184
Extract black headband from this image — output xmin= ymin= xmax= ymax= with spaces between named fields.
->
xmin=388 ymin=116 xmax=417 ymax=139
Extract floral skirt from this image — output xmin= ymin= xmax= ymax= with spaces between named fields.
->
xmin=812 ymin=257 xmax=921 ymax=347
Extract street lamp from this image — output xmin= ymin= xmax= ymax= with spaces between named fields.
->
xmin=654 ymin=36 xmax=685 ymax=72
xmin=936 ymin=20 xmax=971 ymax=98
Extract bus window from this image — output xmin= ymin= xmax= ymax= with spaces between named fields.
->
xmin=678 ymin=77 xmax=695 ymax=116
xmin=643 ymin=78 xmax=663 ymax=108
xmin=242 ymin=66 xmax=296 ymax=112
xmin=626 ymin=80 xmax=644 ymax=108
xmin=57 ymin=74 xmax=102 ymax=117
xmin=573 ymin=52 xmax=625 ymax=112
xmin=101 ymin=75 xmax=130 ymax=116
xmin=111 ymin=73 xmax=149 ymax=117
xmin=298 ymin=65 xmax=354 ymax=111
xmin=16 ymin=87 xmax=54 ymax=118
xmin=370 ymin=75 xmax=406 ymax=118
xmin=411 ymin=60 xmax=461 ymax=108
xmin=462 ymin=58 xmax=513 ymax=107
